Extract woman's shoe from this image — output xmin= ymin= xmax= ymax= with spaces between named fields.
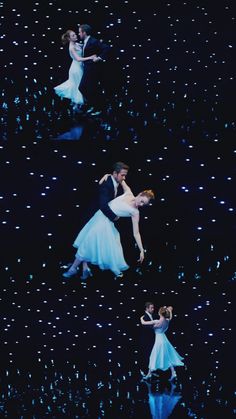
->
xmin=63 ymin=267 xmax=77 ymax=278
xmin=80 ymin=268 xmax=93 ymax=280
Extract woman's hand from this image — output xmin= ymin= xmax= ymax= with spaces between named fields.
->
xmin=84 ymin=54 xmax=97 ymax=61
xmin=99 ymin=174 xmax=111 ymax=185
xmin=138 ymin=250 xmax=144 ymax=263
xmin=93 ymin=56 xmax=102 ymax=62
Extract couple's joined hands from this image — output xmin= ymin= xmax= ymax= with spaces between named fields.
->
xmin=89 ymin=54 xmax=102 ymax=62
xmin=93 ymin=56 xmax=102 ymax=62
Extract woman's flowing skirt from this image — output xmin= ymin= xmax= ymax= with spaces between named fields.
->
xmin=73 ymin=210 xmax=129 ymax=275
xmin=54 ymin=60 xmax=84 ymax=104
xmin=149 ymin=332 xmax=184 ymax=371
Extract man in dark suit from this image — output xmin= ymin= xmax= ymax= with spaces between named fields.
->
xmin=99 ymin=161 xmax=129 ymax=222
xmin=139 ymin=302 xmax=159 ymax=379
xmin=78 ymin=24 xmax=110 ymax=115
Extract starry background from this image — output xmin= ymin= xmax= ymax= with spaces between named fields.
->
xmin=1 ymin=0 xmax=236 ymax=417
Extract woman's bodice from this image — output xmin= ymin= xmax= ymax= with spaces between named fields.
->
xmin=109 ymin=190 xmax=139 ymax=217
xmin=154 ymin=319 xmax=170 ymax=334
xmin=69 ymin=42 xmax=83 ymax=60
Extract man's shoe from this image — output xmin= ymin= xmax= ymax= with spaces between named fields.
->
xmin=114 ymin=272 xmax=124 ymax=279
xmin=90 ymin=110 xmax=102 ymax=117
xmin=142 ymin=372 xmax=152 ymax=380
xmin=86 ymin=107 xmax=95 ymax=114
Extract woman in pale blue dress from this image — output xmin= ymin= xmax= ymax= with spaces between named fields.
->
xmin=141 ymin=306 xmax=184 ymax=381
xmin=63 ymin=177 xmax=154 ymax=279
xmin=54 ymin=30 xmax=96 ymax=105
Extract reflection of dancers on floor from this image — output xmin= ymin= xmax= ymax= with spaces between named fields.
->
xmin=141 ymin=306 xmax=184 ymax=380
xmin=63 ymin=177 xmax=154 ymax=279
xmin=54 ymin=30 xmax=96 ymax=107
xmin=145 ymin=381 xmax=182 ymax=419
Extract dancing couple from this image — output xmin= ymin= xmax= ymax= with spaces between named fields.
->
xmin=54 ymin=24 xmax=110 ymax=116
xmin=63 ymin=162 xmax=154 ymax=279
xmin=140 ymin=302 xmax=184 ymax=381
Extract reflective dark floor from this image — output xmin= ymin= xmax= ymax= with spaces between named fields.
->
xmin=2 ymin=91 xmax=235 ymax=144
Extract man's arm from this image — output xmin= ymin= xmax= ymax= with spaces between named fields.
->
xmin=93 ymin=39 xmax=110 ymax=62
xmin=99 ymin=182 xmax=117 ymax=222
xmin=140 ymin=315 xmax=159 ymax=326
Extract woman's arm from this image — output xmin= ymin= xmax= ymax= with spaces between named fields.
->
xmin=140 ymin=316 xmax=159 ymax=326
xmin=131 ymin=213 xmax=144 ymax=262
xmin=99 ymin=174 xmax=111 ymax=185
xmin=70 ymin=47 xmax=96 ymax=62
xmin=120 ymin=180 xmax=131 ymax=194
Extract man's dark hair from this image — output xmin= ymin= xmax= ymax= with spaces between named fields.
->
xmin=79 ymin=24 xmax=92 ymax=35
xmin=112 ymin=162 xmax=129 ymax=174
xmin=145 ymin=302 xmax=154 ymax=310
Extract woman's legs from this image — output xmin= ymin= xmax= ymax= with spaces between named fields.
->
xmin=69 ymin=257 xmax=83 ymax=271
xmin=64 ymin=257 xmax=82 ymax=274
xmin=63 ymin=254 xmax=93 ymax=279
xmin=68 ymin=258 xmax=92 ymax=275
xmin=80 ymin=261 xmax=93 ymax=279
xmin=63 ymin=256 xmax=83 ymax=278
xmin=82 ymin=261 xmax=89 ymax=272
